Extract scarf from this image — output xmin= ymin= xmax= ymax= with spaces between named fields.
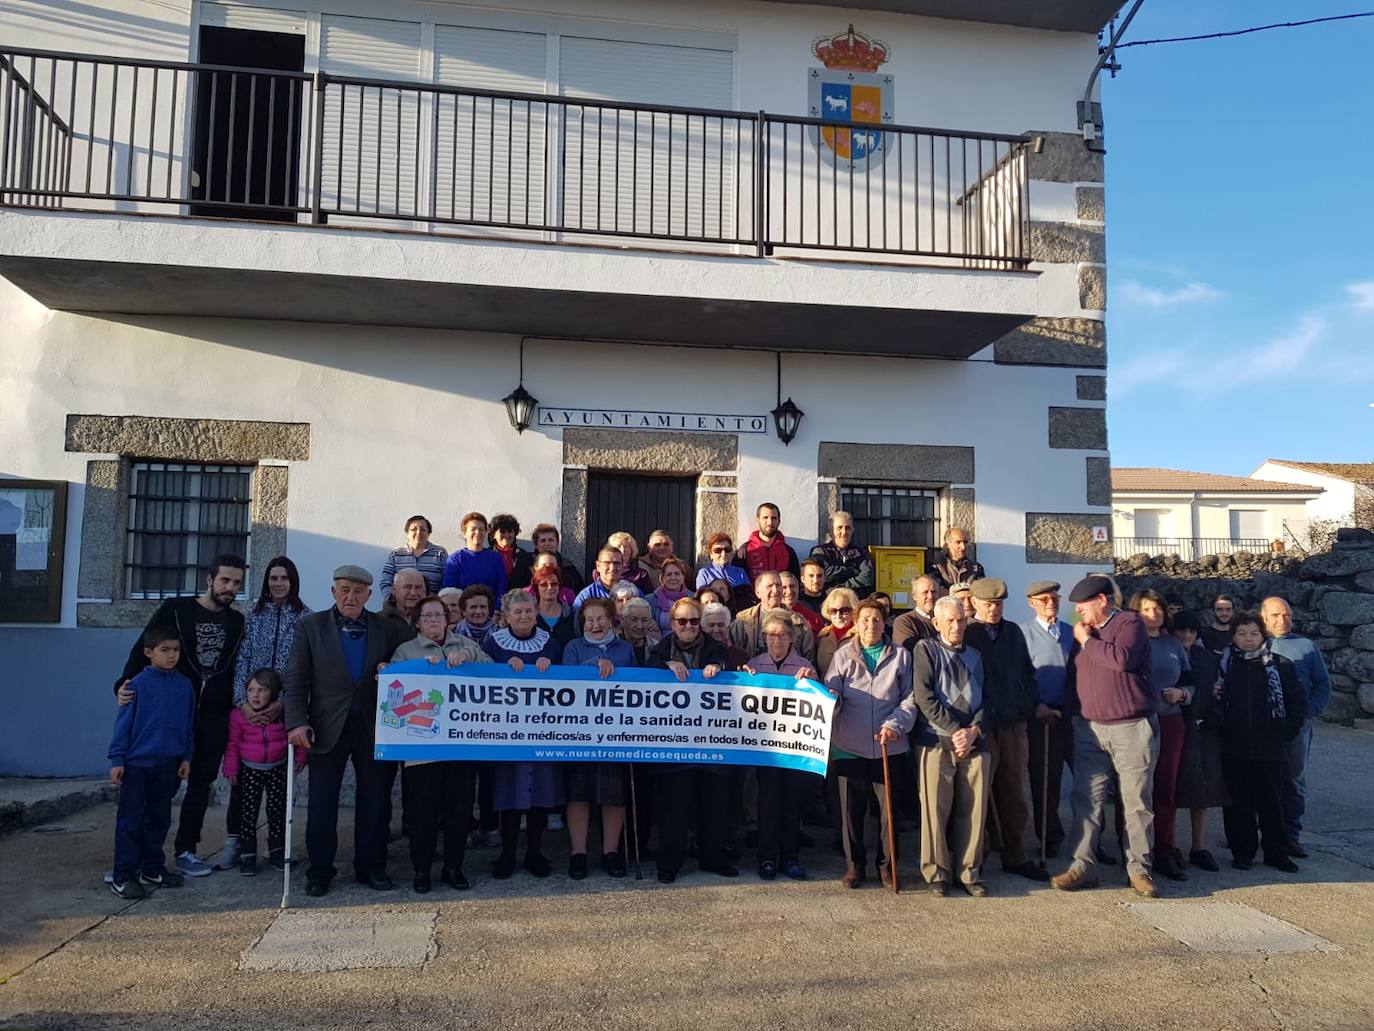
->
xmin=1219 ymin=645 xmax=1285 ymax=720
xmin=670 ymin=632 xmax=706 ymax=670
xmin=458 ymin=619 xmax=492 ymax=645
xmin=582 ymin=629 xmax=617 ymax=649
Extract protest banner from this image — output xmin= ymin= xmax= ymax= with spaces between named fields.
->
xmin=373 ymin=661 xmax=835 ymax=776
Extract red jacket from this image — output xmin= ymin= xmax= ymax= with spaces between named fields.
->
xmin=734 ymin=531 xmax=800 ymax=581
xmin=223 ymin=708 xmax=289 ymax=778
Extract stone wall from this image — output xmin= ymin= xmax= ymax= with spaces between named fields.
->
xmin=1115 ymin=530 xmax=1374 ymax=724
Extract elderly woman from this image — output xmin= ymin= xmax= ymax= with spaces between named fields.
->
xmin=609 ymin=580 xmax=642 ymax=624
xmin=483 ymin=589 xmax=565 ymax=879
xmin=816 ymin=588 xmax=861 ymax=676
xmin=648 ymin=597 xmax=736 ymax=882
xmin=744 ymin=613 xmax=818 ymax=881
xmin=695 ymin=532 xmax=752 ymax=596
xmin=650 ymin=557 xmax=693 ymax=634
xmin=381 ymin=514 xmax=449 ymax=598
xmin=455 ymin=584 xmax=497 ymax=646
xmin=527 ymin=552 xmax=576 ymax=607
xmin=1128 ymin=589 xmax=1194 ymax=882
xmin=825 ymin=598 xmax=917 ymax=889
xmin=530 ymin=565 xmax=576 ymax=649
xmin=438 ymin=587 xmax=464 ymax=633
xmin=1171 ymin=610 xmax=1228 ymax=872
xmin=490 ymin=513 xmax=535 ymax=590
xmin=608 ymin=532 xmax=654 ymax=594
xmin=560 ymin=596 xmax=634 ymax=879
xmin=387 ymin=596 xmax=483 ymax=892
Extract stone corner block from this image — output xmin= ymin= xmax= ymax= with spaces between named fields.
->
xmin=1049 ymin=407 xmax=1108 ymax=450
xmin=1076 ymin=375 xmax=1107 ymax=401
xmin=1077 ymin=265 xmax=1106 ymax=311
xmin=1025 ymin=130 xmax=1104 ymax=185
xmin=1029 ymin=221 xmax=1105 ymax=265
xmin=1076 ymin=186 xmax=1105 ymax=221
xmin=1086 ymin=456 xmax=1111 ymax=507
xmin=1025 ymin=513 xmax=1113 ymax=565
xmin=993 ymin=317 xmax=1105 ymax=368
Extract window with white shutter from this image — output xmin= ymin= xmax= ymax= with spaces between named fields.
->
xmin=318 ymin=15 xmax=423 ymax=220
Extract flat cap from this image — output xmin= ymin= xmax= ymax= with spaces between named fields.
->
xmin=1025 ymin=579 xmax=1061 ymax=598
xmin=949 ymin=582 xmax=972 ymax=596
xmin=332 ymin=563 xmax=373 ymax=585
xmin=971 ymin=578 xmax=1008 ymax=601
xmin=1068 ymin=574 xmax=1113 ymax=603
xmin=1172 ymin=610 xmax=1203 ymax=632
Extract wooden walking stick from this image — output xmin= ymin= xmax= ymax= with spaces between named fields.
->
xmin=1039 ymin=720 xmax=1051 ymax=870
xmin=628 ymin=764 xmax=643 ymax=881
xmin=879 ymin=737 xmax=900 ymax=894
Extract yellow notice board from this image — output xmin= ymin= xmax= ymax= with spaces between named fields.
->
xmin=870 ymin=547 xmax=927 ymax=609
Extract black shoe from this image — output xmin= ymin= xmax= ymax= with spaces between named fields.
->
xmin=1154 ymin=852 xmax=1188 ymax=882
xmin=723 ymin=842 xmax=741 ymax=863
xmin=1095 ymin=846 xmax=1118 ymax=866
xmin=657 ymin=869 xmax=677 ymax=884
xmin=1265 ymin=856 xmax=1299 ymax=873
xmin=758 ymin=860 xmax=777 ymax=881
xmin=492 ymin=854 xmax=517 ymax=879
xmin=704 ymin=864 xmax=739 ymax=878
xmin=110 ymin=878 xmax=146 ymax=900
xmin=442 ymin=867 xmax=470 ymax=891
xmin=927 ymin=880 xmax=947 ymax=897
xmin=798 ymin=830 xmax=815 ymax=848
xmin=965 ymin=882 xmax=989 ymax=897
xmin=240 ymin=855 xmax=258 ymax=877
xmin=601 ymin=852 xmax=627 ymax=879
xmin=413 ymin=871 xmax=432 ymax=894
xmin=1288 ymin=843 xmax=1309 ymax=859
xmin=1233 ymin=857 xmax=1254 ymax=870
xmin=524 ymin=853 xmax=553 ymax=878
xmin=569 ymin=853 xmax=589 ymax=881
xmin=1007 ymin=861 xmax=1049 ymax=882
xmin=356 ymin=871 xmax=394 ymax=891
xmin=267 ymin=850 xmax=298 ymax=870
xmin=139 ymin=869 xmax=184 ymax=888
xmin=305 ymin=880 xmax=329 ymax=897
xmin=744 ymin=830 xmax=759 ymax=849
xmin=1189 ymin=849 xmax=1220 ymax=872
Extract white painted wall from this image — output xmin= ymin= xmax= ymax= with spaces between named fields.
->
xmin=1252 ymin=461 xmax=1355 ymax=525
xmin=0 ymin=277 xmax=1105 ymax=626
xmin=1112 ymin=494 xmax=1312 ymax=544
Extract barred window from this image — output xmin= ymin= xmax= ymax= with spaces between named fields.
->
xmin=839 ymin=485 xmax=939 ymax=548
xmin=126 ymin=462 xmax=252 ymax=599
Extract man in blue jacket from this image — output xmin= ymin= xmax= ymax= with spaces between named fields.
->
xmin=1020 ymin=579 xmax=1074 ymax=860
xmin=1261 ymin=596 xmax=1332 ymax=858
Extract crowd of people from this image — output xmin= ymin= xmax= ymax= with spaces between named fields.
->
xmin=105 ymin=505 xmax=1332 ymax=903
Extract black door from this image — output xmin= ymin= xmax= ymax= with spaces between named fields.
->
xmin=190 ymin=26 xmax=305 ymax=219
xmin=585 ymin=473 xmax=697 ymax=579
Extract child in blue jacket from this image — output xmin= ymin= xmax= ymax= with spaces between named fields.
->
xmin=108 ymin=625 xmax=196 ymax=898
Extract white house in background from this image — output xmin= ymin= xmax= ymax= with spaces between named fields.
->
xmin=1111 ymin=468 xmax=1322 ymax=560
xmin=0 ymin=0 xmax=1122 ymax=774
xmin=1251 ymin=461 xmax=1374 ymax=535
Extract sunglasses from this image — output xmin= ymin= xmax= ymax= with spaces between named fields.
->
xmin=831 ymin=606 xmax=854 ymax=615
xmin=711 ymin=546 xmax=732 ymax=554
xmin=673 ymin=617 xmax=701 ymax=627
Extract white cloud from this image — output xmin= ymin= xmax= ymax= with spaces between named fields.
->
xmin=1118 ymin=280 xmax=1223 ymax=308
xmin=1347 ymin=281 xmax=1374 ymax=311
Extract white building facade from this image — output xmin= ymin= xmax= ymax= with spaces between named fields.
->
xmin=0 ymin=0 xmax=1119 ymax=774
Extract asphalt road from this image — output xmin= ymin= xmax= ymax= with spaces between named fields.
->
xmin=1 ymin=723 xmax=1370 ymax=1030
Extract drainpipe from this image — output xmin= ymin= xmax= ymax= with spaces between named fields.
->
xmin=1081 ymin=0 xmax=1146 ymax=152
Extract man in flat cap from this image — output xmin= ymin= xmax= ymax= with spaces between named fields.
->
xmin=964 ymin=578 xmax=1045 ymax=881
xmin=1021 ymin=580 xmax=1075 ymax=859
xmin=285 ymin=564 xmax=411 ymax=896
xmin=1052 ymin=574 xmax=1160 ymax=898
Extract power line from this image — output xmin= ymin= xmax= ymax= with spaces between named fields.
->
xmin=1116 ymin=11 xmax=1374 ymax=48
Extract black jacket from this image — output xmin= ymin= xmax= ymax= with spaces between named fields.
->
xmin=1207 ymin=649 xmax=1307 ymax=762
xmin=647 ymin=634 xmax=737 ymax=672
xmin=931 ymin=553 xmax=985 ymax=589
xmin=116 ymin=596 xmax=245 ymax=715
xmin=964 ymin=620 xmax=1038 ymax=728
xmin=808 ymin=540 xmax=874 ymax=598
xmin=502 ymin=546 xmax=536 ymax=590
xmin=549 ymin=551 xmax=585 ymax=593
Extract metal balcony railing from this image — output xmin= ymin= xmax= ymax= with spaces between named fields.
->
xmin=1114 ymin=537 xmax=1277 ymax=561
xmin=0 ymin=47 xmax=1032 ymax=268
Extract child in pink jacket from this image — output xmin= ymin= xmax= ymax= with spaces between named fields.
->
xmin=223 ymin=668 xmax=292 ymax=875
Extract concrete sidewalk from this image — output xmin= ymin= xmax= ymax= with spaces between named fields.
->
xmin=0 ymin=724 xmax=1370 ymax=1030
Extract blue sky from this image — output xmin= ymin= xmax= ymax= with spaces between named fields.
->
xmin=1102 ymin=2 xmax=1374 ymax=474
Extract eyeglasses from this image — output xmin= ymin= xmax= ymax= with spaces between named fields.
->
xmin=673 ymin=617 xmax=701 ymax=627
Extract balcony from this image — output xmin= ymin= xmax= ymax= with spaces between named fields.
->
xmin=1113 ymin=537 xmax=1281 ymax=562
xmin=0 ymin=47 xmax=1038 ymax=353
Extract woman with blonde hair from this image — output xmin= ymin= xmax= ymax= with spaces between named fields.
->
xmin=816 ymin=587 xmax=861 ymax=675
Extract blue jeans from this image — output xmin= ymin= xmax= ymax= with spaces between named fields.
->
xmin=1282 ymin=720 xmax=1313 ymax=844
xmin=113 ymin=760 xmax=181 ymax=880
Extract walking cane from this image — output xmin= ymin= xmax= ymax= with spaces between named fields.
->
xmin=281 ymin=741 xmax=295 ymax=910
xmin=1039 ymin=720 xmax=1051 ymax=870
xmin=628 ymin=764 xmax=643 ymax=881
xmin=879 ymin=738 xmax=900 ymax=895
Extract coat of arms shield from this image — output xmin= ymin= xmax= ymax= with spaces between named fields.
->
xmin=807 ymin=25 xmax=894 ymax=169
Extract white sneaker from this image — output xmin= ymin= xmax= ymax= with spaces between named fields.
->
xmin=212 ymin=837 xmax=241 ymax=870
xmin=175 ymin=851 xmax=213 ymax=877
xmin=103 ymin=869 xmax=115 ymax=884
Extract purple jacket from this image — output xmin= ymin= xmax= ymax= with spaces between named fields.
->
xmin=1068 ymin=609 xmax=1157 ymax=724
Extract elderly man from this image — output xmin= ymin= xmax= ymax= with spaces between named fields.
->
xmin=573 ymin=547 xmax=625 ymax=612
xmin=381 ymin=568 xmax=427 ymax=637
xmin=893 ymin=574 xmax=941 ymax=651
xmin=637 ymin=529 xmax=678 ymax=589
xmin=1021 ymin=580 xmax=1075 ymax=859
xmin=931 ymin=527 xmax=985 ymax=590
xmin=1261 ymin=596 xmax=1332 ymax=858
xmin=734 ymin=502 xmax=801 ymax=581
xmin=730 ymin=571 xmax=817 ymax=660
xmin=809 ymin=511 xmax=874 ymax=598
xmin=779 ymin=571 xmax=825 ymax=637
xmin=1200 ymin=594 xmax=1236 ymax=654
xmin=285 ymin=565 xmax=410 ymax=896
xmin=1051 ymin=574 xmax=1160 ymax=898
xmin=912 ymin=596 xmax=991 ymax=896
xmin=964 ymin=578 xmax=1046 ymax=881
